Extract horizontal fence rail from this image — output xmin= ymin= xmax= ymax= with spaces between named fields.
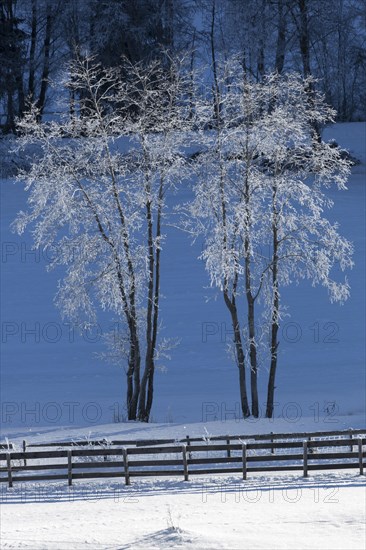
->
xmin=0 ymin=431 xmax=365 ymax=488
xmin=133 ymin=428 xmax=366 ymax=448
xmin=10 ymin=428 xmax=366 ymax=453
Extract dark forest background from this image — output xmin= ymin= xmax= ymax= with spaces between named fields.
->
xmin=1 ymin=0 xmax=365 ymax=133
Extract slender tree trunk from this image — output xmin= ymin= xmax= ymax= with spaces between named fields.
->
xmin=244 ymin=253 xmax=259 ymax=417
xmin=243 ymin=168 xmax=259 ymax=417
xmin=266 ymin=258 xmax=279 ymax=418
xmin=145 ymin=361 xmax=155 ymax=420
xmin=110 ymin=250 xmax=141 ymax=421
xmin=36 ymin=2 xmax=52 ymax=120
xmin=126 ymin=356 xmax=134 ymax=418
xmin=165 ymin=0 xmax=174 ymax=49
xmin=223 ymin=290 xmax=251 ymax=418
xmin=298 ymin=0 xmax=311 ymax=77
xmin=2 ymin=0 xmax=18 ymax=132
xmin=138 ymin=155 xmax=164 ymax=421
xmin=274 ymin=0 xmax=287 ymax=73
xmin=188 ymin=30 xmax=196 ymax=120
xmin=247 ymin=291 xmax=259 ymax=417
xmin=124 ymin=312 xmax=141 ymax=421
xmin=6 ymin=89 xmax=15 ymax=133
xmin=297 ymin=0 xmax=321 ymax=142
xmin=138 ymin=191 xmax=155 ymax=422
xmin=210 ymin=0 xmax=221 ymax=124
xmin=266 ymin=183 xmax=280 ymax=418
xmin=114 ymin=256 xmax=140 ymax=421
xmin=28 ymin=0 xmax=37 ymax=103
xmin=16 ymin=66 xmax=24 ymax=118
xmin=145 ymin=178 xmax=163 ymax=419
xmin=120 ymin=234 xmax=141 ymax=421
xmin=257 ymin=0 xmax=266 ymax=80
xmin=129 ymin=331 xmax=141 ymax=419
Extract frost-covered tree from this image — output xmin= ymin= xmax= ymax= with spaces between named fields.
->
xmin=184 ymin=60 xmax=265 ymax=418
xmin=185 ymin=58 xmax=353 ymax=418
xmin=251 ymin=73 xmax=354 ymax=417
xmin=13 ymin=55 xmax=189 ymax=422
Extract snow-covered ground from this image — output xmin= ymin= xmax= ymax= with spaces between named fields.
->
xmin=1 ymin=472 xmax=365 ymax=549
xmin=1 ymin=419 xmax=366 ymax=550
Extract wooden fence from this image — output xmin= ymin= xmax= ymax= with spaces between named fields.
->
xmin=1 ymin=431 xmax=365 ymax=488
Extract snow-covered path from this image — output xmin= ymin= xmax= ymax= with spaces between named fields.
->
xmin=1 ymin=472 xmax=365 ymax=549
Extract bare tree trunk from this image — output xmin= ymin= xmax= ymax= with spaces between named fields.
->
xmin=145 ymin=177 xmax=163 ymax=419
xmin=126 ymin=359 xmax=134 ymax=417
xmin=243 ymin=169 xmax=259 ymax=417
xmin=138 ymin=184 xmax=155 ymax=421
xmin=188 ymin=30 xmax=196 ymax=119
xmin=223 ymin=289 xmax=251 ymax=418
xmin=106 ymin=243 xmax=141 ymax=421
xmin=165 ymin=0 xmax=174 ymax=49
xmin=138 ymin=153 xmax=164 ymax=422
xmin=244 ymin=254 xmax=259 ymax=417
xmin=129 ymin=331 xmax=141 ymax=419
xmin=274 ymin=0 xmax=287 ymax=73
xmin=266 ymin=183 xmax=280 ymax=418
xmin=118 ymin=224 xmax=141 ymax=421
xmin=257 ymin=0 xmax=266 ymax=80
xmin=1 ymin=0 xmax=22 ymax=132
xmin=298 ymin=0 xmax=311 ymax=77
xmin=28 ymin=0 xmax=37 ymax=103
xmin=15 ymin=65 xmax=25 ymax=118
xmin=210 ymin=0 xmax=221 ymax=124
xmin=36 ymin=2 xmax=52 ymax=120
xmin=296 ymin=0 xmax=321 ymax=142
xmin=6 ymin=90 xmax=15 ymax=133
xmin=246 ymin=290 xmax=259 ymax=417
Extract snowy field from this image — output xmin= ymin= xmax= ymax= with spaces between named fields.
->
xmin=1 ymin=122 xmax=365 ymax=549
xmin=1 ymin=418 xmax=366 ymax=550
xmin=1 ymin=472 xmax=364 ymax=549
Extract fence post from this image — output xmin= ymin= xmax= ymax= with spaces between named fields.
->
xmin=303 ymin=440 xmax=308 ymax=478
xmin=122 ymin=447 xmax=130 ymax=485
xmin=186 ymin=435 xmax=192 ymax=460
xmin=22 ymin=440 xmax=27 ymax=467
xmin=350 ymin=431 xmax=353 ymax=453
xmin=6 ymin=453 xmax=13 ymax=488
xmin=271 ymin=432 xmax=275 ymax=454
xmin=358 ymin=438 xmax=363 ymax=475
xmin=226 ymin=437 xmax=231 ymax=458
xmin=182 ymin=445 xmax=189 ymax=481
xmin=242 ymin=443 xmax=247 ymax=480
xmin=67 ymin=450 xmax=72 ymax=486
